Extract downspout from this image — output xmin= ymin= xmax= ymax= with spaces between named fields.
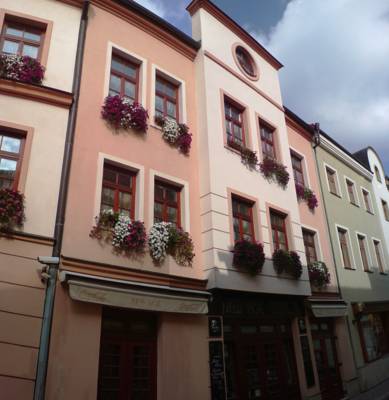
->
xmin=312 ymin=123 xmax=360 ymax=394
xmin=33 ymin=2 xmax=90 ymax=399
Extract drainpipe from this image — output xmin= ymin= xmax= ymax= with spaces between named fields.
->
xmin=312 ymin=122 xmax=360 ymax=394
xmin=33 ymin=2 xmax=90 ymax=399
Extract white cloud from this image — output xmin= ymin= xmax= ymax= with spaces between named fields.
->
xmin=263 ymin=0 xmax=389 ymax=167
xmin=134 ymin=0 xmax=167 ymax=17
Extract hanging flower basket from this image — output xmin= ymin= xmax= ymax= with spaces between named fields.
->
xmin=227 ymin=138 xmax=258 ymax=169
xmin=232 ymin=240 xmax=265 ymax=275
xmin=149 ymin=222 xmax=195 ymax=266
xmin=0 ymin=54 xmax=45 ymax=85
xmin=295 ymin=183 xmax=318 ymax=210
xmin=155 ymin=115 xmax=192 ymax=154
xmin=101 ymin=95 xmax=148 ymax=132
xmin=0 ymin=188 xmax=25 ymax=232
xmin=308 ymin=261 xmax=330 ymax=289
xmin=90 ymin=210 xmax=146 ymax=254
xmin=273 ymin=249 xmax=302 ymax=278
xmin=259 ymin=158 xmax=290 ymax=187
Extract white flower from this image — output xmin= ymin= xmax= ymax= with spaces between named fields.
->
xmin=0 ymin=54 xmax=23 ymax=80
xmin=148 ymin=222 xmax=171 ymax=262
xmin=161 ymin=117 xmax=181 ymax=144
xmin=112 ymin=214 xmax=131 ymax=248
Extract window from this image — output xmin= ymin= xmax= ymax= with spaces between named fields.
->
xmin=291 ymin=152 xmax=305 ymax=186
xmin=260 ymin=122 xmax=276 ymax=160
xmin=357 ymin=235 xmax=370 ymax=272
xmin=382 ymin=200 xmax=389 ymax=221
xmin=232 ymin=196 xmax=255 ymax=242
xmin=235 ymin=45 xmax=257 ymax=78
xmin=0 ymin=18 xmax=44 ymax=60
xmin=362 ymin=189 xmax=372 ymax=213
xmin=337 ymin=228 xmax=352 ymax=269
xmin=270 ymin=210 xmax=288 ymax=251
xmin=346 ymin=179 xmax=357 ymax=205
xmin=375 ymin=166 xmax=382 ymax=183
xmin=326 ymin=167 xmax=338 ymax=195
xmin=302 ymin=229 xmax=318 ymax=265
xmin=359 ymin=313 xmax=388 ymax=363
xmin=154 ymin=180 xmax=181 ymax=227
xmin=155 ymin=75 xmax=179 ymax=121
xmin=101 ymin=163 xmax=136 ymax=218
xmin=373 ymin=240 xmax=384 ymax=273
xmin=109 ymin=54 xmax=139 ymax=102
xmin=224 ymin=99 xmax=245 ymax=146
xmin=0 ymin=131 xmax=24 ymax=190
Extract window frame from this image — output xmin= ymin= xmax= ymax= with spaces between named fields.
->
xmin=270 ymin=209 xmax=289 ymax=251
xmin=374 ymin=166 xmax=382 ymax=183
xmin=372 ymin=239 xmax=385 ymax=273
xmin=155 ymin=74 xmax=180 ymax=122
xmin=336 ymin=226 xmax=354 ymax=269
xmin=153 ymin=179 xmax=182 ymax=228
xmin=109 ymin=53 xmax=140 ymax=102
xmin=291 ymin=151 xmax=305 ymax=187
xmin=259 ymin=119 xmax=276 ymax=161
xmin=325 ymin=165 xmax=340 ymax=196
xmin=382 ymin=199 xmax=389 ymax=222
xmin=302 ymin=229 xmax=318 ymax=265
xmin=0 ymin=129 xmax=25 ymax=191
xmin=231 ymin=195 xmax=256 ymax=243
xmin=356 ymin=233 xmax=370 ymax=272
xmin=361 ymin=188 xmax=373 ymax=214
xmin=345 ymin=177 xmax=358 ymax=206
xmin=224 ymin=97 xmax=246 ymax=147
xmin=100 ymin=162 xmax=137 ymax=219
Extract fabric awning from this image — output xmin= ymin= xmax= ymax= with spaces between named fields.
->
xmin=308 ymin=299 xmax=348 ymax=318
xmin=60 ymin=271 xmax=209 ymax=315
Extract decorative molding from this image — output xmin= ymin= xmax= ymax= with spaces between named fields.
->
xmin=204 ymin=50 xmax=284 ymax=112
xmin=187 ymin=0 xmax=283 ymax=70
xmin=0 ymin=78 xmax=73 ymax=108
xmin=0 ymin=231 xmax=54 ymax=246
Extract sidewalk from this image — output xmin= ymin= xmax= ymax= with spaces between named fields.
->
xmin=350 ymin=378 xmax=389 ymax=400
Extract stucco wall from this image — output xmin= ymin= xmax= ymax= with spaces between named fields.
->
xmin=192 ymin=8 xmax=310 ymax=296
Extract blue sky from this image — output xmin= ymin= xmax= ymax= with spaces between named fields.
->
xmin=136 ymin=0 xmax=389 ymax=173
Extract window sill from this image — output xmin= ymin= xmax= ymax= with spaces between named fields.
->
xmin=150 ymin=123 xmax=162 ymax=131
xmin=366 ymin=210 xmax=375 ymax=215
xmin=364 ymin=269 xmax=374 ymax=274
xmin=380 ymin=271 xmax=388 ymax=275
xmin=344 ymin=266 xmax=356 ymax=271
xmin=350 ymin=202 xmax=360 ymax=208
xmin=329 ymin=191 xmax=342 ymax=199
xmin=224 ymin=144 xmax=243 ymax=156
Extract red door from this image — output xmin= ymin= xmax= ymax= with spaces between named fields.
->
xmin=310 ymin=320 xmax=343 ymax=400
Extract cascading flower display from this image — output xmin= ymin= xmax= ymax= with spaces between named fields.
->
xmin=0 ymin=188 xmax=25 ymax=232
xmin=101 ymin=95 xmax=148 ymax=132
xmin=295 ymin=183 xmax=319 ymax=210
xmin=272 ymin=249 xmax=303 ymax=279
xmin=259 ymin=158 xmax=290 ymax=187
xmin=232 ymin=240 xmax=265 ymax=275
xmin=227 ymin=138 xmax=258 ymax=169
xmin=0 ymin=54 xmax=45 ymax=84
xmin=155 ymin=115 xmax=192 ymax=154
xmin=148 ymin=222 xmax=171 ymax=263
xmin=308 ymin=261 xmax=330 ymax=289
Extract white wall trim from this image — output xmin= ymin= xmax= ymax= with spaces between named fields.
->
xmin=360 ymin=185 xmax=375 ymax=215
xmin=335 ymin=223 xmax=356 ymax=270
xmin=93 ymin=153 xmax=145 ymax=223
xmin=371 ymin=237 xmax=387 ymax=273
xmin=355 ymin=231 xmax=373 ymax=272
xmin=301 ymin=224 xmax=324 ymax=262
xmin=149 ymin=169 xmax=190 ymax=231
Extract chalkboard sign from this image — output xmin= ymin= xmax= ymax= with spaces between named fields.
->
xmin=209 ymin=341 xmax=227 ymax=400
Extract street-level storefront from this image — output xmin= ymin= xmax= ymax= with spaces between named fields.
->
xmin=208 ymin=291 xmax=305 ymax=400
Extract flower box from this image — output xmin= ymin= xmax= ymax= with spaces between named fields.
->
xmin=232 ymin=240 xmax=265 ymax=275
xmin=273 ymin=249 xmax=303 ymax=278
xmin=0 ymin=54 xmax=45 ymax=85
xmin=227 ymin=138 xmax=258 ymax=168
xmin=155 ymin=115 xmax=192 ymax=154
xmin=101 ymin=95 xmax=148 ymax=132
xmin=259 ymin=158 xmax=290 ymax=187
xmin=308 ymin=261 xmax=330 ymax=289
xmin=0 ymin=188 xmax=25 ymax=232
xmin=295 ymin=183 xmax=318 ymax=210
xmin=149 ymin=222 xmax=195 ymax=266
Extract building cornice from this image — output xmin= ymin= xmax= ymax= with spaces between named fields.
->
xmin=0 ymin=230 xmax=54 ymax=246
xmin=320 ymin=135 xmax=373 ymax=181
xmin=187 ymin=0 xmax=283 ymax=70
xmin=0 ymin=78 xmax=73 ymax=108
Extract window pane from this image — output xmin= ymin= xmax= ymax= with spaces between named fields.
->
xmin=155 ymin=185 xmax=164 ymax=200
xmin=119 ymin=192 xmax=131 ymax=211
xmin=109 ymin=75 xmax=121 ymax=95
xmin=155 ymin=95 xmax=164 ymax=113
xmin=5 ymin=26 xmax=23 ymax=37
xmin=24 ymin=30 xmax=41 ymax=42
xmin=0 ymin=158 xmax=17 ymax=187
xmin=112 ymin=58 xmax=136 ymax=78
xmin=118 ymin=172 xmax=132 ymax=188
xmin=165 ymin=83 xmax=176 ymax=99
xmin=154 ymin=202 xmax=163 ymax=222
xmin=2 ymin=40 xmax=18 ymax=54
xmin=1 ymin=136 xmax=21 ymax=153
xmin=103 ymin=168 xmax=116 ymax=184
xmin=101 ymin=187 xmax=115 ymax=207
xmin=124 ymin=81 xmax=136 ymax=100
xmin=242 ymin=220 xmax=251 ymax=234
xmin=166 ymin=101 xmax=176 ymax=119
xmin=166 ymin=187 xmax=177 ymax=203
xmin=156 ymin=79 xmax=165 ymax=93
xmin=167 ymin=206 xmax=177 ymax=223
xmin=22 ymin=44 xmax=39 ymax=59
xmin=233 ymin=124 xmax=242 ymax=141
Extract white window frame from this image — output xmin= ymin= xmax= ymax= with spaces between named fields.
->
xmin=360 ymin=186 xmax=374 ymax=214
xmin=103 ymin=42 xmax=148 ymax=105
xmin=355 ymin=232 xmax=373 ymax=272
xmin=289 ymin=147 xmax=311 ymax=189
xmin=301 ymin=224 xmax=324 ymax=262
xmin=93 ymin=153 xmax=145 ymax=223
xmin=343 ymin=176 xmax=360 ymax=207
xmin=149 ymin=169 xmax=190 ymax=231
xmin=335 ymin=224 xmax=356 ymax=269
xmin=323 ymin=162 xmax=342 ymax=197
xmin=381 ymin=199 xmax=389 ymax=222
xmin=150 ymin=64 xmax=187 ymax=127
xmin=371 ymin=237 xmax=387 ymax=273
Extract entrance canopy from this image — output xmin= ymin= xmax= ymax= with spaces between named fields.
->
xmin=59 ymin=270 xmax=209 ymax=315
xmin=308 ymin=299 xmax=348 ymax=318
